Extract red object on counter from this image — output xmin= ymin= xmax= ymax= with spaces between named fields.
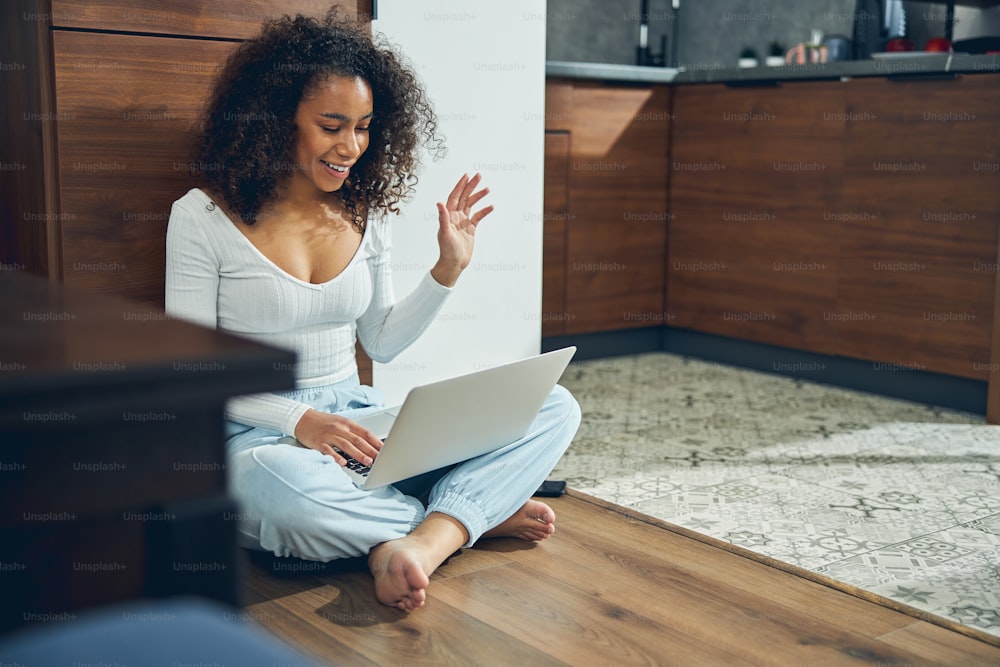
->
xmin=886 ymin=37 xmax=914 ymax=52
xmin=924 ymin=37 xmax=952 ymax=52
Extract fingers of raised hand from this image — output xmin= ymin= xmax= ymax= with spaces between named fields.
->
xmin=471 ymin=204 xmax=495 ymax=225
xmin=450 ymin=172 xmax=490 ymax=209
xmin=460 ymin=172 xmax=483 ymax=204
xmin=464 ymin=186 xmax=489 ymax=213
xmin=446 ymin=173 xmax=471 ymax=211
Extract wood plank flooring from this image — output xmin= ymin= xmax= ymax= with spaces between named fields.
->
xmin=242 ymin=491 xmax=1000 ymax=666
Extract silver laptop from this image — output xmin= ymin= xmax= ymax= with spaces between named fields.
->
xmin=280 ymin=347 xmax=575 ymax=489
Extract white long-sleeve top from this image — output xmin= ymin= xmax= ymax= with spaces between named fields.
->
xmin=165 ymin=188 xmax=451 ymax=435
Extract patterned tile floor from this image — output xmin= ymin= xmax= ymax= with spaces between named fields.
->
xmin=551 ymin=352 xmax=1000 ymax=640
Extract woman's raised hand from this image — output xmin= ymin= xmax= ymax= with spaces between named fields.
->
xmin=430 ymin=173 xmax=494 ymax=288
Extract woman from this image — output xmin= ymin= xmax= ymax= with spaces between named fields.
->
xmin=165 ymin=9 xmax=581 ymax=611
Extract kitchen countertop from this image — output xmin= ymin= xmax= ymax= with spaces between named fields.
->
xmin=546 ymin=60 xmax=680 ymax=83
xmin=547 ymin=53 xmax=1000 ymax=85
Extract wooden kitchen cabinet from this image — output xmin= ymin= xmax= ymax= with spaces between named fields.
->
xmin=542 ymin=131 xmax=570 ymax=337
xmin=543 ymin=79 xmax=670 ymax=335
xmin=838 ymin=74 xmax=1000 ymax=380
xmin=668 ymin=81 xmax=845 ymax=355
xmin=665 ymin=73 xmax=1000 ymax=413
xmin=539 ymin=68 xmax=1000 ymax=415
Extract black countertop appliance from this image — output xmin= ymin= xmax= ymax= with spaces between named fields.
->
xmin=852 ymin=0 xmax=886 ymax=59
xmin=635 ymin=0 xmax=669 ymax=66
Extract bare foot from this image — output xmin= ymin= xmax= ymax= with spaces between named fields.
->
xmin=483 ymin=499 xmax=556 ymax=542
xmin=367 ymin=539 xmax=431 ymax=611
xmin=367 ymin=513 xmax=468 ymax=611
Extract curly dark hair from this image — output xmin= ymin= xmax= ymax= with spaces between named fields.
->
xmin=192 ymin=6 xmax=444 ymax=231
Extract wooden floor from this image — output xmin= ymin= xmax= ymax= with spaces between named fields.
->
xmin=242 ymin=491 xmax=1000 ymax=666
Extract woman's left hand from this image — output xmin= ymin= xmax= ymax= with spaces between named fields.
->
xmin=431 ymin=173 xmax=493 ymax=288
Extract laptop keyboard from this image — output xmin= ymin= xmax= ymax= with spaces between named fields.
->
xmin=336 ymin=450 xmax=372 ymax=477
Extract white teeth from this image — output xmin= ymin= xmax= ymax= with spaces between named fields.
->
xmin=322 ymin=160 xmax=347 ymax=172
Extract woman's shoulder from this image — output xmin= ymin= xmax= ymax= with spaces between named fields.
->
xmin=171 ymin=187 xmax=215 ymax=219
xmin=167 ymin=188 xmax=239 ymax=246
xmin=172 ymin=188 xmax=241 ymax=227
xmin=364 ymin=208 xmax=393 ymax=253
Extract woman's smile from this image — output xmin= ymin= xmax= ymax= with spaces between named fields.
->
xmin=320 ymin=159 xmax=351 ymax=180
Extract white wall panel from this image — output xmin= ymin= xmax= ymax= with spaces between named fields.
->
xmin=372 ymin=2 xmax=547 ymax=404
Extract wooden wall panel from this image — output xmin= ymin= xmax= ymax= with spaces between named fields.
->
xmin=1 ymin=0 xmax=59 ymax=278
xmin=9 ymin=3 xmax=378 ymax=383
xmin=53 ymin=31 xmax=239 ymax=305
xmin=51 ymin=0 xmax=370 ymax=39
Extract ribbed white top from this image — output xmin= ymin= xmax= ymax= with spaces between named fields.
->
xmin=165 ymin=188 xmax=451 ymax=435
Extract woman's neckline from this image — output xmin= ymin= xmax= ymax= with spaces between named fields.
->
xmin=193 ymin=187 xmax=369 ymax=288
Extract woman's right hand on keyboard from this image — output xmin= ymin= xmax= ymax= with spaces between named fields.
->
xmin=294 ymin=409 xmax=382 ymax=467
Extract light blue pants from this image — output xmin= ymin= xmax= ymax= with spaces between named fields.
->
xmin=225 ymin=375 xmax=581 ymax=562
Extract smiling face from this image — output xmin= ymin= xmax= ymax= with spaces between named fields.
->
xmin=288 ymin=74 xmax=374 ymax=200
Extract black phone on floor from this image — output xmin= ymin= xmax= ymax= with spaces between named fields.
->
xmin=534 ymin=480 xmax=567 ymax=497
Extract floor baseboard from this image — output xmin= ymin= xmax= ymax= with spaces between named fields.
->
xmin=544 ymin=326 xmax=987 ymax=415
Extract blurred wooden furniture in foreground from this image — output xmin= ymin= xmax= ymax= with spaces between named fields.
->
xmin=0 ymin=271 xmax=295 ymax=632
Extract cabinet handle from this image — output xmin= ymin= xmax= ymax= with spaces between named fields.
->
xmin=887 ymin=72 xmax=959 ymax=82
xmin=724 ymin=80 xmax=781 ymax=88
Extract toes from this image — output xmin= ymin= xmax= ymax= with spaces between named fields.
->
xmin=397 ymin=591 xmax=426 ymax=612
xmin=372 ymin=546 xmax=431 ymax=610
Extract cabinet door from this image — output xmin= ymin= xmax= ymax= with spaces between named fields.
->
xmin=543 ymin=132 xmax=570 ymax=337
xmin=668 ymin=82 xmax=844 ymax=354
xmin=838 ymin=75 xmax=1000 ymax=379
xmin=565 ymin=84 xmax=670 ymax=334
xmin=53 ymin=31 xmax=239 ymax=305
xmin=51 ymin=0 xmax=371 ymax=39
